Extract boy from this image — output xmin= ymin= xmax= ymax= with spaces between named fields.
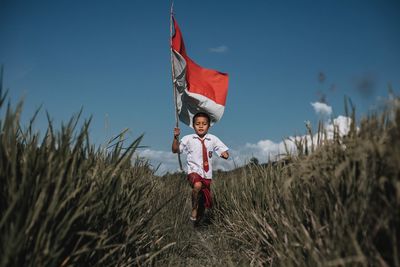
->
xmin=172 ymin=112 xmax=229 ymax=223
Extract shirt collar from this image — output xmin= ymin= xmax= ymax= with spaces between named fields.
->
xmin=193 ymin=133 xmax=210 ymax=141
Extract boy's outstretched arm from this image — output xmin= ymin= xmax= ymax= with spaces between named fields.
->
xmin=220 ymin=151 xmax=229 ymax=159
xmin=172 ymin=127 xmax=180 ymax=153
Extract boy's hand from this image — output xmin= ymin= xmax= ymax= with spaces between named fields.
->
xmin=173 ymin=127 xmax=180 ymax=138
xmin=172 ymin=127 xmax=181 ymax=153
xmin=220 ymin=151 xmax=229 ymax=159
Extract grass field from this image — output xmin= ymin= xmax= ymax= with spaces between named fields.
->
xmin=1 ymin=82 xmax=399 ymax=266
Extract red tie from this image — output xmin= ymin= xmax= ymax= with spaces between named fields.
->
xmin=197 ymin=138 xmax=209 ymax=172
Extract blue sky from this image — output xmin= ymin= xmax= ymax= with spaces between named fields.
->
xmin=1 ymin=0 xmax=400 ymax=173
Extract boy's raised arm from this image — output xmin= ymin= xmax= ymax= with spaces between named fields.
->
xmin=172 ymin=127 xmax=180 ymax=153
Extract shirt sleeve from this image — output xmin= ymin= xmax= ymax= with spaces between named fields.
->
xmin=213 ymin=136 xmax=229 ymax=156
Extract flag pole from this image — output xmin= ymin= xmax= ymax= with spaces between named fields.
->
xmin=170 ymin=1 xmax=184 ymax=172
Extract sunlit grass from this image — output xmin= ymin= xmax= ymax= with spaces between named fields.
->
xmin=210 ymin=96 xmax=400 ymax=266
xmin=1 ymin=71 xmax=399 ymax=266
xmin=0 ymin=87 xmax=173 ymax=266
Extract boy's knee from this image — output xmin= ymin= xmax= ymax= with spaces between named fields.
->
xmin=193 ymin=182 xmax=202 ymax=192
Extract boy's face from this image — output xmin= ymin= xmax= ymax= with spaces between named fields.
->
xmin=193 ymin=116 xmax=210 ymax=137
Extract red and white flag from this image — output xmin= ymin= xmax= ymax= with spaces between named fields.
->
xmin=171 ymin=16 xmax=229 ymax=127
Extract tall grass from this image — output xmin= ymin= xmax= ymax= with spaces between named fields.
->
xmin=0 ymin=88 xmax=173 ymax=266
xmin=1 ymin=74 xmax=399 ymax=266
xmin=211 ymin=97 xmax=400 ymax=266
xmin=147 ymin=95 xmax=399 ymax=266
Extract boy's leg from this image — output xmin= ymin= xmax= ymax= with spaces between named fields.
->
xmin=191 ymin=181 xmax=202 ymax=220
xmin=187 ymin=173 xmax=205 ymax=221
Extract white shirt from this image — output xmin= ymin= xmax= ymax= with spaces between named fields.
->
xmin=179 ymin=133 xmax=228 ymax=179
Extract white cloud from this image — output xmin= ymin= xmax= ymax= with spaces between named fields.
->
xmin=137 ymin=147 xmax=239 ymax=175
xmin=136 ymin=115 xmax=353 ymax=176
xmin=324 ymin=115 xmax=352 ymax=138
xmin=209 ymin=45 xmax=228 ymax=53
xmin=241 ymin=139 xmax=296 ymax=162
xmin=136 ymin=148 xmax=181 ymax=175
xmin=311 ymin=102 xmax=332 ymax=118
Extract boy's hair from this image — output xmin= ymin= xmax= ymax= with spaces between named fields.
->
xmin=192 ymin=112 xmax=211 ymax=126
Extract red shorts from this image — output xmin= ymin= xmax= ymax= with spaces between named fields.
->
xmin=187 ymin=173 xmax=213 ymax=208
